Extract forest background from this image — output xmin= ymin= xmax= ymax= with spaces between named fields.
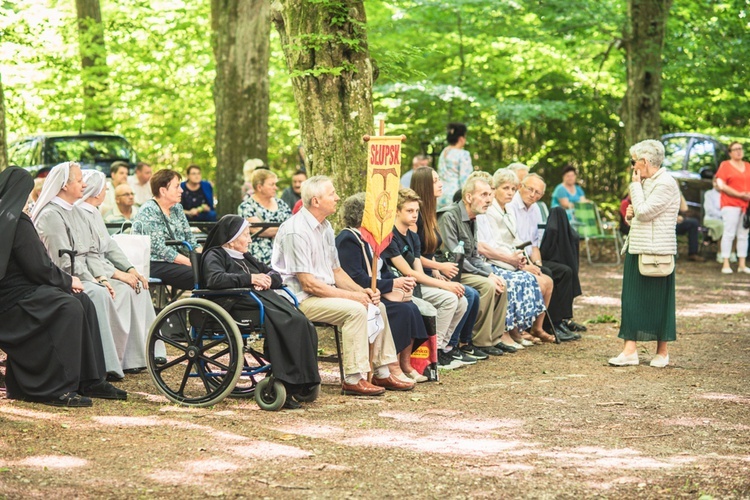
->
xmin=0 ymin=0 xmax=748 ymax=215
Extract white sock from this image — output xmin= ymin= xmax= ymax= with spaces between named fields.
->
xmin=374 ymin=366 xmax=390 ymax=379
xmin=441 ymin=346 xmax=453 ymax=353
xmin=344 ymin=373 xmax=362 ymax=385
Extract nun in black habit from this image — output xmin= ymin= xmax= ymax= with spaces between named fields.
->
xmin=0 ymin=167 xmax=126 ymax=407
xmin=201 ymin=215 xmax=320 ymax=407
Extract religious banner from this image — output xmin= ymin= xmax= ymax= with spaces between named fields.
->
xmin=360 ymin=134 xmax=404 ymax=258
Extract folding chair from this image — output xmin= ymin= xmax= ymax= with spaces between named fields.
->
xmin=574 ymin=201 xmax=621 ymax=265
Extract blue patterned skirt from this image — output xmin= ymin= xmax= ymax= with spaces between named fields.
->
xmin=490 ymin=266 xmax=546 ymax=331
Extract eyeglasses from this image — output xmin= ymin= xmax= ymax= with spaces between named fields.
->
xmin=630 ymin=159 xmax=641 ymax=166
xmin=730 ymin=147 xmax=744 ymax=152
xmin=117 ymin=193 xmax=135 ymax=197
xmin=523 ymin=185 xmax=544 ymax=197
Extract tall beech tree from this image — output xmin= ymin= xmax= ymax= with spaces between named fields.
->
xmin=212 ymin=0 xmax=271 ymax=216
xmin=622 ymin=0 xmax=673 ymax=146
xmin=272 ymin=0 xmax=374 ymax=198
xmin=75 ymin=0 xmax=111 ymax=131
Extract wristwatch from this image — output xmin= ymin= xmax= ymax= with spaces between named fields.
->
xmin=533 ymin=260 xmax=542 ymax=266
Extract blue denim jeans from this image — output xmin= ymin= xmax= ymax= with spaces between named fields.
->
xmin=448 ymin=284 xmax=480 ymax=346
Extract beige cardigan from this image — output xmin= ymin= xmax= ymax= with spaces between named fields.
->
xmin=624 ymin=168 xmax=681 ymax=255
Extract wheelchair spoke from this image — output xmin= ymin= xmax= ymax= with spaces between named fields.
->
xmin=155 ymin=332 xmax=190 ymax=352
xmin=195 ymin=361 xmax=214 ymax=394
xmin=176 ymin=359 xmax=194 ymax=396
xmin=197 ymin=352 xmax=230 ymax=372
xmin=155 ymin=354 xmax=188 ymax=372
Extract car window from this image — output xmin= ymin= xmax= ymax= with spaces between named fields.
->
xmin=45 ymin=137 xmax=135 ymax=165
xmin=9 ymin=140 xmax=34 ymax=167
xmin=686 ymin=140 xmax=716 ymax=173
xmin=661 ymin=136 xmax=689 ymax=171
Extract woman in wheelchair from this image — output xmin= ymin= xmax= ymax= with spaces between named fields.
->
xmin=202 ymin=215 xmax=320 ymax=409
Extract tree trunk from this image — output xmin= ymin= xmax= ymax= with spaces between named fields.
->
xmin=0 ymin=75 xmax=8 ymax=171
xmin=622 ymin=0 xmax=673 ymax=146
xmin=271 ymin=0 xmax=375 ymax=201
xmin=212 ymin=0 xmax=271 ymax=217
xmin=75 ymin=0 xmax=111 ymax=131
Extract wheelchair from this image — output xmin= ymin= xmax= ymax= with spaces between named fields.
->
xmin=146 ymin=241 xmax=319 ymax=410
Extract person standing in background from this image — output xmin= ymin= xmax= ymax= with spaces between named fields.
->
xmin=437 ymin=123 xmax=474 ymax=209
xmin=714 ymin=142 xmax=750 ymax=274
xmin=128 ymin=162 xmax=153 ymax=206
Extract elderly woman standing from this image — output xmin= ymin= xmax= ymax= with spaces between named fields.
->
xmin=238 ymin=169 xmax=291 ymax=264
xmin=132 ymin=169 xmax=199 ymax=292
xmin=76 ymin=170 xmax=160 ymax=372
xmin=714 ymin=141 xmax=750 ymax=274
xmin=31 ymin=162 xmax=130 ymax=381
xmin=609 ymin=140 xmax=681 ymax=368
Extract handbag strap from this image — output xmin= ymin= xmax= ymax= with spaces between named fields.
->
xmin=344 ymin=228 xmax=372 ymax=277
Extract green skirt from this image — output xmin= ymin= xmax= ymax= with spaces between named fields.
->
xmin=618 ymin=252 xmax=676 ymax=342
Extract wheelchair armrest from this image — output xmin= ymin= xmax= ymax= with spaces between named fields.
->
xmin=191 ymin=288 xmax=266 ymax=325
xmin=280 ymin=286 xmax=299 ymax=306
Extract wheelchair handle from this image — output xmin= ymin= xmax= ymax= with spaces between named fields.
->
xmin=165 ymin=240 xmax=194 ymax=252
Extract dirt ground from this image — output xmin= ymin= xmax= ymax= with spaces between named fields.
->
xmin=1 ymin=247 xmax=749 ymax=499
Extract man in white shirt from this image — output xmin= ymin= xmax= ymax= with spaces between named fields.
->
xmin=128 ymin=162 xmax=153 ymax=206
xmin=100 ymin=162 xmax=130 ymax=218
xmin=272 ymin=175 xmax=412 ymax=396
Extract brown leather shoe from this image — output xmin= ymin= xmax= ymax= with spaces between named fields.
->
xmin=371 ymin=374 xmax=415 ymax=391
xmin=341 ymin=379 xmax=386 ymax=396
xmin=688 ymin=254 xmax=706 ymax=262
xmin=531 ymin=330 xmax=556 ymax=343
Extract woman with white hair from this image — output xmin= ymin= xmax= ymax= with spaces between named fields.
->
xmin=609 ymin=139 xmax=681 ymax=368
xmin=76 ymin=170 xmax=161 ymax=372
xmin=31 ymin=162 xmax=130 ymax=380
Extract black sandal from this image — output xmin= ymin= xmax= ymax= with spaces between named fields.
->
xmin=43 ymin=392 xmax=93 ymax=408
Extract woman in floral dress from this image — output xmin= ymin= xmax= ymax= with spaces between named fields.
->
xmin=237 ymin=169 xmax=291 ymax=264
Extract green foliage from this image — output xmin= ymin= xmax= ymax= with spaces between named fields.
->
xmin=1 ymin=0 xmax=747 ymax=209
xmin=588 ymin=314 xmax=619 ymax=324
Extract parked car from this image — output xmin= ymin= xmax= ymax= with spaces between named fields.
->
xmin=8 ymin=132 xmax=138 ymax=178
xmin=660 ymin=133 xmax=733 ymax=218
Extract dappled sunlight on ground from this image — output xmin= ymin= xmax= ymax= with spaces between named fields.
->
xmin=677 ymin=302 xmax=750 ymax=317
xmin=0 ymin=406 xmax=64 ymax=422
xmin=14 ymin=455 xmax=89 ymax=469
xmin=698 ymin=392 xmax=750 ymax=404
xmin=228 ymin=442 xmax=313 ymax=459
xmin=578 ymin=296 xmax=621 ymax=307
xmin=341 ymin=430 xmax=534 ymax=456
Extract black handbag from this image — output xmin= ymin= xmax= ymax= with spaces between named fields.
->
xmin=743 ymin=202 xmax=750 ymax=230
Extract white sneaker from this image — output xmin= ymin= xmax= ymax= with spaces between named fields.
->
xmin=608 ymin=352 xmax=639 ymax=366
xmin=738 ymin=267 xmax=750 ymax=274
xmin=721 ymin=267 xmax=733 ymax=274
xmin=520 ymin=339 xmax=535 ymax=347
xmin=407 ymin=370 xmax=428 ymax=383
xmin=649 ymin=354 xmax=669 ymax=368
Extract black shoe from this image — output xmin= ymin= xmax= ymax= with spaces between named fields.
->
xmin=123 ymin=367 xmax=146 ymax=375
xmin=283 ymin=396 xmax=302 ymax=410
xmin=555 ymin=323 xmax=579 ymax=342
xmin=473 ymin=345 xmax=504 ymax=356
xmin=495 ymin=342 xmax=518 ymax=353
xmin=81 ymin=381 xmax=128 ymax=401
xmin=563 ymin=319 xmax=587 ymax=332
xmin=42 ymin=392 xmax=93 ymax=408
xmin=450 ymin=348 xmax=478 ymax=365
xmin=437 ymin=350 xmax=463 ymax=370
xmin=106 ymin=373 xmax=124 ymax=382
xmin=154 ymin=357 xmax=167 ymax=365
xmin=459 ymin=344 xmax=489 ymax=360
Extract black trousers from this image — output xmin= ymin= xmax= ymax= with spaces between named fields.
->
xmin=540 ymin=261 xmax=574 ymax=324
xmin=151 ymin=261 xmax=195 ymax=291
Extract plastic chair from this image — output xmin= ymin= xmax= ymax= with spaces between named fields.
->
xmin=574 ymin=201 xmax=621 ymax=265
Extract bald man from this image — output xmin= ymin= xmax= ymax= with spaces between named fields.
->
xmin=104 ymin=184 xmax=139 ymax=223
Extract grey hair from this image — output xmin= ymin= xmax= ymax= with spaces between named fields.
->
xmin=629 ymin=139 xmax=665 ymax=168
xmin=506 ymin=162 xmax=530 ymax=174
xmin=462 ymin=172 xmax=492 ymax=198
xmin=521 ymin=173 xmax=546 ymax=187
xmin=301 ymin=175 xmax=332 ymax=208
xmin=492 ymin=168 xmax=520 ymax=189
xmin=340 ymin=192 xmax=366 ymax=228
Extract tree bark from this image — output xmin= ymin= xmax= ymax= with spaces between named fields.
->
xmin=271 ymin=0 xmax=374 ymax=201
xmin=622 ymin=0 xmax=673 ymax=146
xmin=0 ymin=75 xmax=8 ymax=171
xmin=212 ymin=0 xmax=271 ymax=217
xmin=75 ymin=0 xmax=111 ymax=131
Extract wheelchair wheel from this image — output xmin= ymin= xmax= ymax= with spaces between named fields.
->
xmin=254 ymin=377 xmax=286 ymax=411
xmin=294 ymin=384 xmax=320 ymax=403
xmin=147 ymin=298 xmax=243 ymax=407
